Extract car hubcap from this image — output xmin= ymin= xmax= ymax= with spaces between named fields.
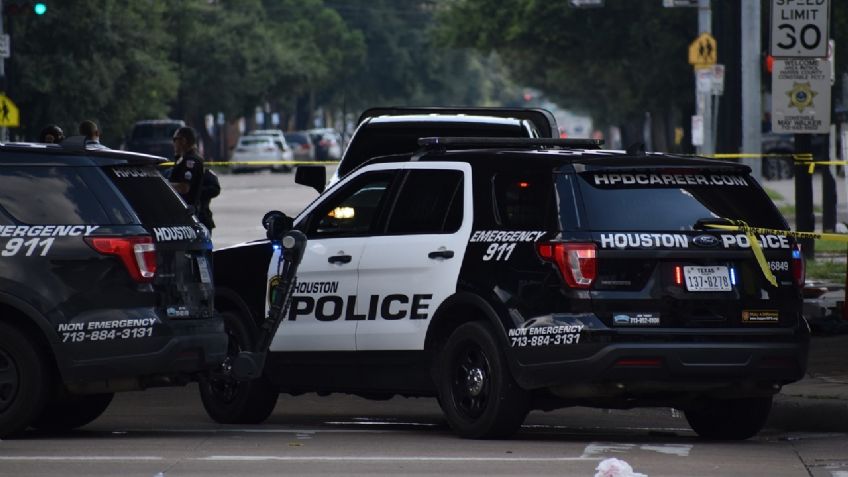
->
xmin=451 ymin=342 xmax=491 ymax=420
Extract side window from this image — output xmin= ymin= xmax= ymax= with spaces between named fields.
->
xmin=386 ymin=169 xmax=463 ymax=235
xmin=0 ymin=166 xmax=110 ymax=224
xmin=493 ymin=171 xmax=555 ymax=228
xmin=308 ymin=171 xmax=395 ymax=238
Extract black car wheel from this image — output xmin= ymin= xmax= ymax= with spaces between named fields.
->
xmin=0 ymin=322 xmax=49 ymax=438
xmin=199 ymin=311 xmax=278 ymax=424
xmin=30 ymin=393 xmax=114 ymax=431
xmin=684 ymin=396 xmax=773 ymax=440
xmin=437 ymin=321 xmax=529 ymax=439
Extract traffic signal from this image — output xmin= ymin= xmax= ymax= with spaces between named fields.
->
xmin=2 ymin=1 xmax=47 ymax=16
xmin=33 ymin=2 xmax=47 ymax=15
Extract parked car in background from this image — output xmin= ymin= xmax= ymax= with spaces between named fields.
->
xmin=230 ymin=135 xmax=293 ymax=174
xmin=307 ymin=128 xmax=342 ymax=161
xmin=284 ymin=131 xmax=317 ymax=163
xmin=246 ymin=129 xmax=294 ymax=172
xmin=124 ymin=119 xmax=185 ymax=158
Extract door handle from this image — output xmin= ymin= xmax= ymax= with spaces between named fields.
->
xmin=428 ymin=250 xmax=455 ymax=260
xmin=328 ymin=254 xmax=352 ymax=264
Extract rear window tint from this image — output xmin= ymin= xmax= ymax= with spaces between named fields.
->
xmin=106 ymin=166 xmax=194 ymax=226
xmin=239 ymin=138 xmax=272 ymax=146
xmin=493 ymin=171 xmax=556 ymax=228
xmin=573 ymin=171 xmax=786 ymax=230
xmin=339 ymin=123 xmax=526 ymax=177
xmin=0 ymin=166 xmax=110 ymax=224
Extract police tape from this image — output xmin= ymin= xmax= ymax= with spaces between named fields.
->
xmin=801 ymin=160 xmax=847 ymax=174
xmin=705 ymin=220 xmax=848 ymax=288
xmin=159 ymin=161 xmax=340 ymax=167
xmin=705 ymin=152 xmax=813 ymax=162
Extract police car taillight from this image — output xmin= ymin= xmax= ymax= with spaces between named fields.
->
xmin=537 ymin=242 xmax=597 ymax=289
xmin=85 ymin=236 xmax=157 ymax=283
xmin=791 ymin=244 xmax=805 ymax=288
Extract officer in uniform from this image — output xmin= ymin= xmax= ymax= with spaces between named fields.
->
xmin=170 ymin=127 xmax=204 ymax=214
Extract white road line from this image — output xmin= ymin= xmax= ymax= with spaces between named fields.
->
xmin=198 ymin=456 xmax=601 ymax=462
xmin=0 ymin=456 xmax=163 ymax=461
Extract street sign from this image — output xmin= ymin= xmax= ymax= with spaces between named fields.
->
xmin=771 ymin=58 xmax=830 ymax=134
xmin=696 ymin=68 xmax=713 ymax=94
xmin=770 ymin=0 xmax=829 ymax=58
xmin=0 ymin=35 xmax=10 ymax=59
xmin=0 ymin=94 xmax=20 ymax=127
xmin=688 ymin=33 xmax=717 ymax=69
xmin=711 ymin=64 xmax=725 ymax=95
xmin=691 ymin=115 xmax=704 ymax=146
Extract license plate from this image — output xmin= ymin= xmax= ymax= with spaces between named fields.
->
xmin=683 ymin=266 xmax=731 ymax=291
xmin=196 ymin=255 xmax=212 ymax=284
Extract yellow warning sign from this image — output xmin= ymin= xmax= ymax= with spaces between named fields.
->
xmin=0 ymin=93 xmax=19 ymax=127
xmin=688 ymin=33 xmax=717 ymax=69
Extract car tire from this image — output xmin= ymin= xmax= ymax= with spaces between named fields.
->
xmin=684 ymin=396 xmax=772 ymax=440
xmin=199 ymin=311 xmax=278 ymax=424
xmin=30 ymin=393 xmax=114 ymax=431
xmin=437 ymin=321 xmax=530 ymax=439
xmin=0 ymin=322 xmax=50 ymax=438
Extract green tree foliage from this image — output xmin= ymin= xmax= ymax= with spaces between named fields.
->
xmin=439 ymin=0 xmax=696 ymax=130
xmin=9 ymin=1 xmax=177 ymax=145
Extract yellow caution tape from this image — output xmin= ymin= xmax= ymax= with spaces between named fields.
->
xmin=705 ymin=153 xmax=813 ymax=162
xmin=705 ymin=220 xmax=848 ymax=288
xmin=803 ymin=160 xmax=847 ymax=174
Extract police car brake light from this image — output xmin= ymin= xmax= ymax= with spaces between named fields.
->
xmin=791 ymin=243 xmax=805 ymax=288
xmin=537 ymin=242 xmax=596 ymax=289
xmin=85 ymin=236 xmax=157 ymax=283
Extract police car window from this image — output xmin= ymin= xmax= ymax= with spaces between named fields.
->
xmin=0 ymin=166 xmax=110 ymax=224
xmin=493 ymin=172 xmax=555 ymax=228
xmin=106 ymin=166 xmax=195 ymax=226
xmin=574 ymin=171 xmax=786 ymax=230
xmin=310 ymin=171 xmax=395 ymax=238
xmin=386 ymin=170 xmax=463 ymax=235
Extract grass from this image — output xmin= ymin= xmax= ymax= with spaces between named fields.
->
xmin=778 ymin=204 xmax=823 ymax=217
xmin=806 ymin=259 xmax=846 ymax=282
xmin=815 ymin=239 xmax=848 ymax=254
xmin=764 ymin=187 xmax=784 ymax=201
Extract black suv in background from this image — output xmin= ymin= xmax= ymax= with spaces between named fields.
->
xmin=124 ymin=119 xmax=185 ymax=158
xmin=0 ymin=139 xmax=226 ymax=437
xmin=205 ymin=137 xmax=807 ymax=440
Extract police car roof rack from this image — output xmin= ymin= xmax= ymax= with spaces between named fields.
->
xmin=59 ymin=135 xmax=88 ymax=153
xmin=417 ymin=137 xmax=603 ymax=151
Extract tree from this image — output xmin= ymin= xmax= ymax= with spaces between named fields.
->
xmin=9 ymin=1 xmax=177 ymax=145
xmin=439 ymin=0 xmax=697 ymax=146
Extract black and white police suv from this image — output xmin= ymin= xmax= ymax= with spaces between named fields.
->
xmin=206 ymin=137 xmax=808 ymax=440
xmin=0 ymin=138 xmax=226 ymax=437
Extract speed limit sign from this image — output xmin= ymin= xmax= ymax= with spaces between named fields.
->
xmin=771 ymin=0 xmax=830 ymax=58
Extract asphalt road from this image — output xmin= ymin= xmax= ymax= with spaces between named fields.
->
xmin=2 ymin=170 xmax=846 ymax=477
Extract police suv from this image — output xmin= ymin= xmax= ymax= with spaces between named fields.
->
xmin=0 ymin=139 xmax=226 ymax=437
xmin=205 ymin=137 xmax=808 ymax=440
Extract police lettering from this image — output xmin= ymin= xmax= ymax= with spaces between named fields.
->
xmin=153 ymin=226 xmax=197 ymax=242
xmin=600 ymin=233 xmax=688 ymax=249
xmin=592 ymin=173 xmax=748 ymax=187
xmin=720 ymin=234 xmax=790 ymax=249
xmin=290 ymin=294 xmax=433 ymax=321
xmin=0 ymin=225 xmax=99 ymax=237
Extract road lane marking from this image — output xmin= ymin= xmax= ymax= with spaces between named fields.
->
xmin=198 ymin=456 xmax=600 ymax=462
xmin=0 ymin=456 xmax=163 ymax=461
xmin=582 ymin=443 xmax=692 ymax=458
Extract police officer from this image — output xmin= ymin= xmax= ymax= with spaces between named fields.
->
xmin=171 ymin=127 xmax=204 ymax=214
xmin=39 ymin=124 xmax=64 ymax=143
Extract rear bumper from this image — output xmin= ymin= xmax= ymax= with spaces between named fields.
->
xmin=512 ymin=318 xmax=810 ymax=394
xmin=61 ymin=318 xmax=227 ymax=385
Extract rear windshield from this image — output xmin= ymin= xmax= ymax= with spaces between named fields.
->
xmin=339 ymin=123 xmax=527 ymax=177
xmin=106 ymin=166 xmax=195 ymax=226
xmin=0 ymin=166 xmax=110 ymax=224
xmin=285 ymin=133 xmax=309 ymax=144
xmin=131 ymin=123 xmax=181 ymax=141
xmin=572 ymin=170 xmax=786 ymax=231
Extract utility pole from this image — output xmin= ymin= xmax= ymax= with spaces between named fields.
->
xmin=740 ymin=0 xmax=762 ymax=182
xmin=696 ymin=0 xmax=713 ymax=156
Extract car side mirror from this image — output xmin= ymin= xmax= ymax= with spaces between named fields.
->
xmin=295 ymin=165 xmax=326 ymax=193
xmin=262 ymin=210 xmax=293 ymax=242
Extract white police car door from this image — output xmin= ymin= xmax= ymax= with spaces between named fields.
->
xmin=355 ymin=162 xmax=471 ymax=350
xmin=269 ymin=169 xmax=398 ymax=351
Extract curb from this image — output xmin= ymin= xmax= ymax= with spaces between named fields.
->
xmin=769 ymin=394 xmax=848 ymax=433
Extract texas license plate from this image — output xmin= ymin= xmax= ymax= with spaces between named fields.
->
xmin=196 ymin=255 xmax=212 ymax=284
xmin=683 ymin=266 xmax=731 ymax=291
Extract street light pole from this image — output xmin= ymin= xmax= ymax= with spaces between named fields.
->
xmin=696 ymin=0 xmax=713 ymax=156
xmin=741 ymin=0 xmax=762 ymax=182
